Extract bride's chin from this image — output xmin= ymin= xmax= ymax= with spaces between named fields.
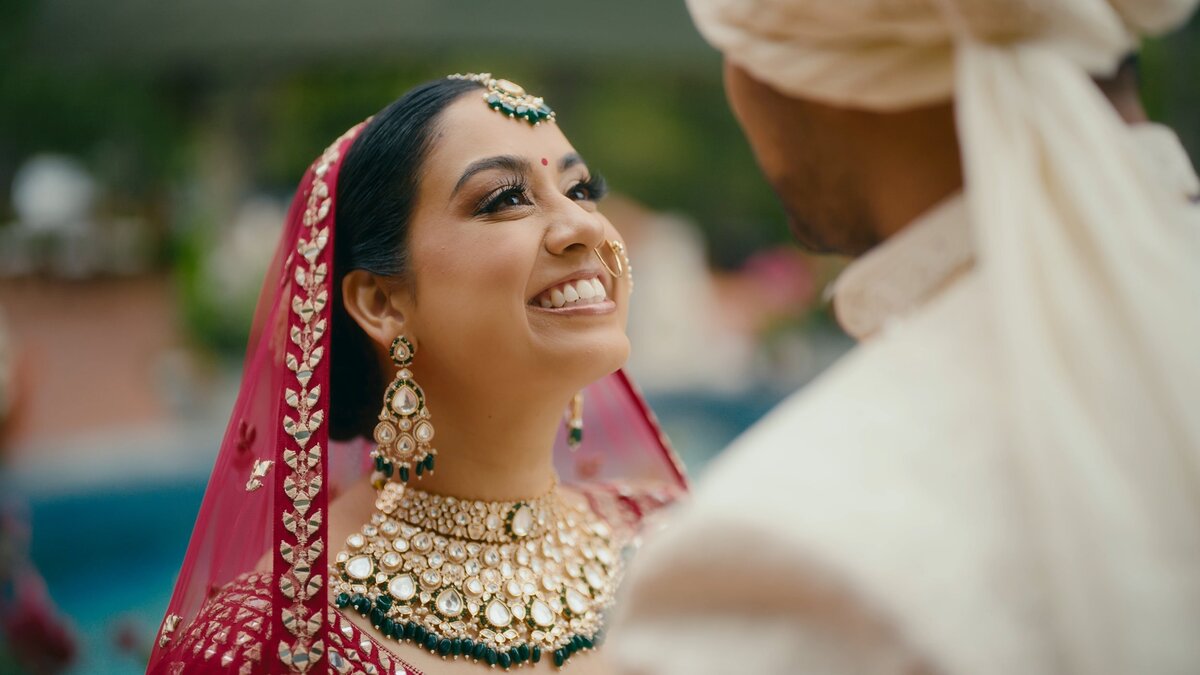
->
xmin=537 ymin=335 xmax=630 ymax=385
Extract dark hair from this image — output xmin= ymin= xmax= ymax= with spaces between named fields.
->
xmin=330 ymin=77 xmax=483 ymax=440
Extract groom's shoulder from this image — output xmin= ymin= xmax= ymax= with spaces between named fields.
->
xmin=641 ymin=275 xmax=1032 ymax=670
xmin=679 ymin=271 xmax=1021 ymax=598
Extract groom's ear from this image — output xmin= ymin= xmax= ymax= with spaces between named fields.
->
xmin=341 ymin=270 xmax=415 ymax=349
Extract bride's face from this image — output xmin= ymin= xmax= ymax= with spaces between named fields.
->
xmin=401 ymin=96 xmax=630 ymax=394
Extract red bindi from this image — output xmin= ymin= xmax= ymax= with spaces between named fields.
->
xmin=541 ymin=157 xmax=549 ymax=166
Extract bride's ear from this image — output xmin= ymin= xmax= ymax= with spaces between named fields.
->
xmin=341 ymin=270 xmax=414 ymax=349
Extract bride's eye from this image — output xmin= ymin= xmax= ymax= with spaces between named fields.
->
xmin=567 ymin=174 xmax=608 ymax=203
xmin=476 ymin=182 xmax=533 ymax=215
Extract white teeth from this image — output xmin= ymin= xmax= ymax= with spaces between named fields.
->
xmin=534 ymin=276 xmax=609 ymax=309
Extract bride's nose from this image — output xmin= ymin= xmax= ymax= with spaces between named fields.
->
xmin=543 ymin=202 xmax=606 ymax=257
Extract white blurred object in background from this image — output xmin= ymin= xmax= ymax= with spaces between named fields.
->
xmin=624 ymin=211 xmax=754 ymax=394
xmin=12 ymin=154 xmax=97 ymax=234
xmin=2 ymin=153 xmax=154 ymax=278
xmin=203 ymin=196 xmax=287 ymax=308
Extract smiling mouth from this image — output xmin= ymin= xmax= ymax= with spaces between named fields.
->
xmin=530 ymin=276 xmax=608 ymax=309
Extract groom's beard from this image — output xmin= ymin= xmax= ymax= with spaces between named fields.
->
xmin=771 ymin=163 xmax=881 ymax=258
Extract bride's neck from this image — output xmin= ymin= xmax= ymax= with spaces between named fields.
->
xmin=399 ymin=384 xmax=566 ymax=502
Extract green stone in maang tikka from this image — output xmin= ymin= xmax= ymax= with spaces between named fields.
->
xmin=454 ymin=73 xmax=557 ymax=127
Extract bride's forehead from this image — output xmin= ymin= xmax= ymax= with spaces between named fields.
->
xmin=429 ymin=97 xmax=572 ymax=168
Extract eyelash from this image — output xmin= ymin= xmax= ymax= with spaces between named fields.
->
xmin=474 ymin=175 xmax=609 ymax=216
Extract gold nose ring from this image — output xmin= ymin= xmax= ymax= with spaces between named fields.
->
xmin=594 ymin=240 xmax=626 ymax=278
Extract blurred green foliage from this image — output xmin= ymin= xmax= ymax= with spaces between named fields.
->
xmin=1142 ymin=22 xmax=1200 ymax=155
xmin=0 ymin=3 xmax=188 ymax=215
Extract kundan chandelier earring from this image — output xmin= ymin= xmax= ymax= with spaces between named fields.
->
xmin=372 ymin=336 xmax=437 ymax=483
xmin=566 ymin=393 xmax=584 ymax=451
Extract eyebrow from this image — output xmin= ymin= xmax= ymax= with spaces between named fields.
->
xmin=558 ymin=153 xmax=584 ymax=172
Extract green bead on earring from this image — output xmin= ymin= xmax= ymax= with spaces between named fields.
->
xmin=567 ymin=392 xmax=584 ymax=450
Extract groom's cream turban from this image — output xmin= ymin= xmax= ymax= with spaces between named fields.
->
xmin=689 ymin=0 xmax=1200 ymax=672
xmin=689 ymin=0 xmax=1195 ymax=109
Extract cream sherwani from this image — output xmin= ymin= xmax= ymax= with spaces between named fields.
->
xmin=612 ymin=125 xmax=1200 ymax=675
xmin=613 ymin=0 xmax=1200 ymax=671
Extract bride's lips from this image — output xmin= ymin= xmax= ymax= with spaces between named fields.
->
xmin=528 ymin=270 xmax=614 ymax=313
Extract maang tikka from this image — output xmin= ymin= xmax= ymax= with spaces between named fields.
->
xmin=372 ymin=336 xmax=437 ymax=484
xmin=448 ymin=72 xmax=556 ymax=127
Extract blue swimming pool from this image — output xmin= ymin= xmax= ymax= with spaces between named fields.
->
xmin=21 ymin=477 xmax=206 ymax=674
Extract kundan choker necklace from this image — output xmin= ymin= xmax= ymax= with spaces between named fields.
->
xmin=332 ymin=480 xmax=623 ymax=669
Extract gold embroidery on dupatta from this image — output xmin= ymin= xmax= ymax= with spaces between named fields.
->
xmin=246 ymin=459 xmax=273 ymax=492
xmin=158 ymin=613 xmax=182 ymax=648
xmin=277 ymin=123 xmax=363 ymax=672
